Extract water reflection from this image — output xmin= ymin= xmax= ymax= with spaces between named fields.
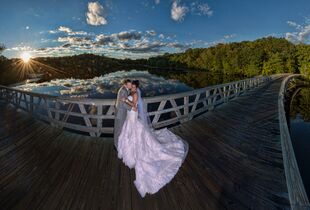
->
xmin=150 ymin=70 xmax=246 ymax=89
xmin=16 ymin=70 xmax=193 ymax=98
xmin=290 ymin=87 xmax=310 ymax=200
xmin=15 ymin=69 xmax=249 ymax=99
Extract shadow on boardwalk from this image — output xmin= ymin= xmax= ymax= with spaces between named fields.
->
xmin=0 ymin=77 xmax=290 ymax=210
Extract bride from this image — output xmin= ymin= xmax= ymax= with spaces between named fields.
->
xmin=117 ymin=80 xmax=189 ymax=198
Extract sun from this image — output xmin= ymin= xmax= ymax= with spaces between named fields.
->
xmin=21 ymin=52 xmax=32 ymax=63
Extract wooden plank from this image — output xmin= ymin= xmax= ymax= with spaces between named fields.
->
xmin=0 ymin=75 xmax=295 ymax=210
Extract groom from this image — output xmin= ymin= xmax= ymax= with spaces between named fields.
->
xmin=114 ymin=79 xmax=134 ymax=149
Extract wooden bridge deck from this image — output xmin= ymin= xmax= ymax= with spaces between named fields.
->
xmin=0 ymin=76 xmax=290 ymax=210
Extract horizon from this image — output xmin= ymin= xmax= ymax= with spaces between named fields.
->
xmin=1 ymin=0 xmax=310 ymax=59
xmin=3 ymin=36 xmax=307 ymax=60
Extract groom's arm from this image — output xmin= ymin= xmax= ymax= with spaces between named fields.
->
xmin=120 ymin=90 xmax=132 ymax=111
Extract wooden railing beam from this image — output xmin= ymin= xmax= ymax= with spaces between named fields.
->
xmin=0 ymin=75 xmax=271 ymax=136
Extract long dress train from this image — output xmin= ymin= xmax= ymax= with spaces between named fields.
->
xmin=117 ymin=96 xmax=188 ymax=197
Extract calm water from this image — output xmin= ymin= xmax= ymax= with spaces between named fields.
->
xmin=16 ymin=70 xmax=193 ymax=98
xmin=16 ymin=70 xmax=247 ymax=98
xmin=289 ymin=87 xmax=310 ymax=199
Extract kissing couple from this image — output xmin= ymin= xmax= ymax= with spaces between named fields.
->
xmin=114 ymin=79 xmax=189 ymax=198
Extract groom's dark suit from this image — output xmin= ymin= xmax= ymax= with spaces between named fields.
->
xmin=114 ymin=86 xmax=131 ymax=148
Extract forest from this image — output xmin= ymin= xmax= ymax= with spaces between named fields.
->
xmin=148 ymin=37 xmax=310 ymax=77
xmin=0 ymin=37 xmax=309 ymax=86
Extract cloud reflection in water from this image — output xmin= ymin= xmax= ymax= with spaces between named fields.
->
xmin=16 ymin=70 xmax=193 ymax=99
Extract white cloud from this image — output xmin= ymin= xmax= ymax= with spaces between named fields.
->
xmin=6 ymin=46 xmax=33 ymax=52
xmin=170 ymin=1 xmax=213 ymax=22
xmin=146 ymin=30 xmax=156 ymax=36
xmin=8 ymin=28 xmax=195 ymax=58
xmin=287 ymin=21 xmax=301 ymax=29
xmin=49 ymin=26 xmax=87 ymax=36
xmin=285 ymin=20 xmax=310 ymax=43
xmin=86 ymin=1 xmax=107 ymax=26
xmin=298 ymin=25 xmax=310 ymax=42
xmin=197 ymin=3 xmax=213 ymax=17
xmin=57 ymin=36 xmax=92 ymax=45
xmin=95 ymin=34 xmax=115 ymax=45
xmin=171 ymin=1 xmax=188 ymax=22
xmin=49 ymin=30 xmax=58 ymax=34
xmin=58 ymin=26 xmax=72 ymax=34
xmin=115 ymin=30 xmax=142 ymax=41
xmin=155 ymin=0 xmax=160 ymax=4
xmin=223 ymin=34 xmax=236 ymax=39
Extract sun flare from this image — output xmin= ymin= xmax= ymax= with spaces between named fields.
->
xmin=21 ymin=52 xmax=32 ymax=63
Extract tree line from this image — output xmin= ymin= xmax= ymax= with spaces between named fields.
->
xmin=147 ymin=37 xmax=310 ymax=77
xmin=0 ymin=37 xmax=309 ymax=86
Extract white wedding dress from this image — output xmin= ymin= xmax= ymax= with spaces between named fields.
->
xmin=117 ymin=95 xmax=189 ymax=197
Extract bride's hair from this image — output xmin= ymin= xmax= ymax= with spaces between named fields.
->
xmin=132 ymin=80 xmax=140 ymax=88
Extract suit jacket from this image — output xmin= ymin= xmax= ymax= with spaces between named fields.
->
xmin=114 ymin=86 xmax=131 ymax=148
xmin=115 ymin=87 xmax=131 ymax=117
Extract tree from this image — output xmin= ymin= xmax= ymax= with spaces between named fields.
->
xmin=0 ymin=44 xmax=4 ymax=54
xmin=296 ymin=44 xmax=310 ymax=77
xmin=0 ymin=44 xmax=5 ymax=61
xmin=262 ymin=53 xmax=285 ymax=75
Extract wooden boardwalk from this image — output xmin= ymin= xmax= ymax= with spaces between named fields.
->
xmin=0 ymin=77 xmax=291 ymax=210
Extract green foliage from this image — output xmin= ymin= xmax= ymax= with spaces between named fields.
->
xmin=296 ymin=44 xmax=310 ymax=78
xmin=147 ymin=37 xmax=308 ymax=76
xmin=0 ymin=44 xmax=4 ymax=54
xmin=290 ymin=88 xmax=310 ymax=121
xmin=0 ymin=37 xmax=310 ymax=86
xmin=262 ymin=53 xmax=285 ymax=75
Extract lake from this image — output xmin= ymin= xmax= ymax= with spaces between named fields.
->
xmin=15 ymin=70 xmax=247 ymax=98
xmin=289 ymin=87 xmax=310 ymax=199
xmin=16 ymin=70 xmax=193 ymax=98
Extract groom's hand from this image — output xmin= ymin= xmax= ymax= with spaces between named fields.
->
xmin=133 ymin=107 xmax=137 ymax=112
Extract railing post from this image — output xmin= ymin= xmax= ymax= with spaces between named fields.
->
xmin=0 ymin=75 xmax=273 ymax=135
xmin=184 ymin=96 xmax=189 ymax=121
xmin=97 ymin=104 xmax=103 ymax=137
xmin=206 ymin=90 xmax=214 ymax=110
xmin=235 ymin=83 xmax=239 ymax=96
xmin=223 ymin=86 xmax=227 ymax=102
xmin=55 ymin=101 xmax=60 ymax=121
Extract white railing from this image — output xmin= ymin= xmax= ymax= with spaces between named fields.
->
xmin=0 ymin=75 xmax=270 ymax=137
xmin=278 ymin=74 xmax=310 ymax=210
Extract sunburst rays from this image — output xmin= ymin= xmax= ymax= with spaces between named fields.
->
xmin=10 ymin=53 xmax=71 ymax=82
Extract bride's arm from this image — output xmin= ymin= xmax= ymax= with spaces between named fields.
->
xmin=125 ymin=93 xmax=138 ymax=109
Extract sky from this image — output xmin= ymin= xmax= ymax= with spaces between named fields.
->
xmin=0 ymin=0 xmax=310 ymax=59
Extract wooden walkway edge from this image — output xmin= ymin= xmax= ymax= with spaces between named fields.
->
xmin=0 ymin=75 xmax=304 ymax=209
xmin=278 ymin=75 xmax=310 ymax=210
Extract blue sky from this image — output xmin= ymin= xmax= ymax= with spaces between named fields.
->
xmin=0 ymin=0 xmax=310 ymax=59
